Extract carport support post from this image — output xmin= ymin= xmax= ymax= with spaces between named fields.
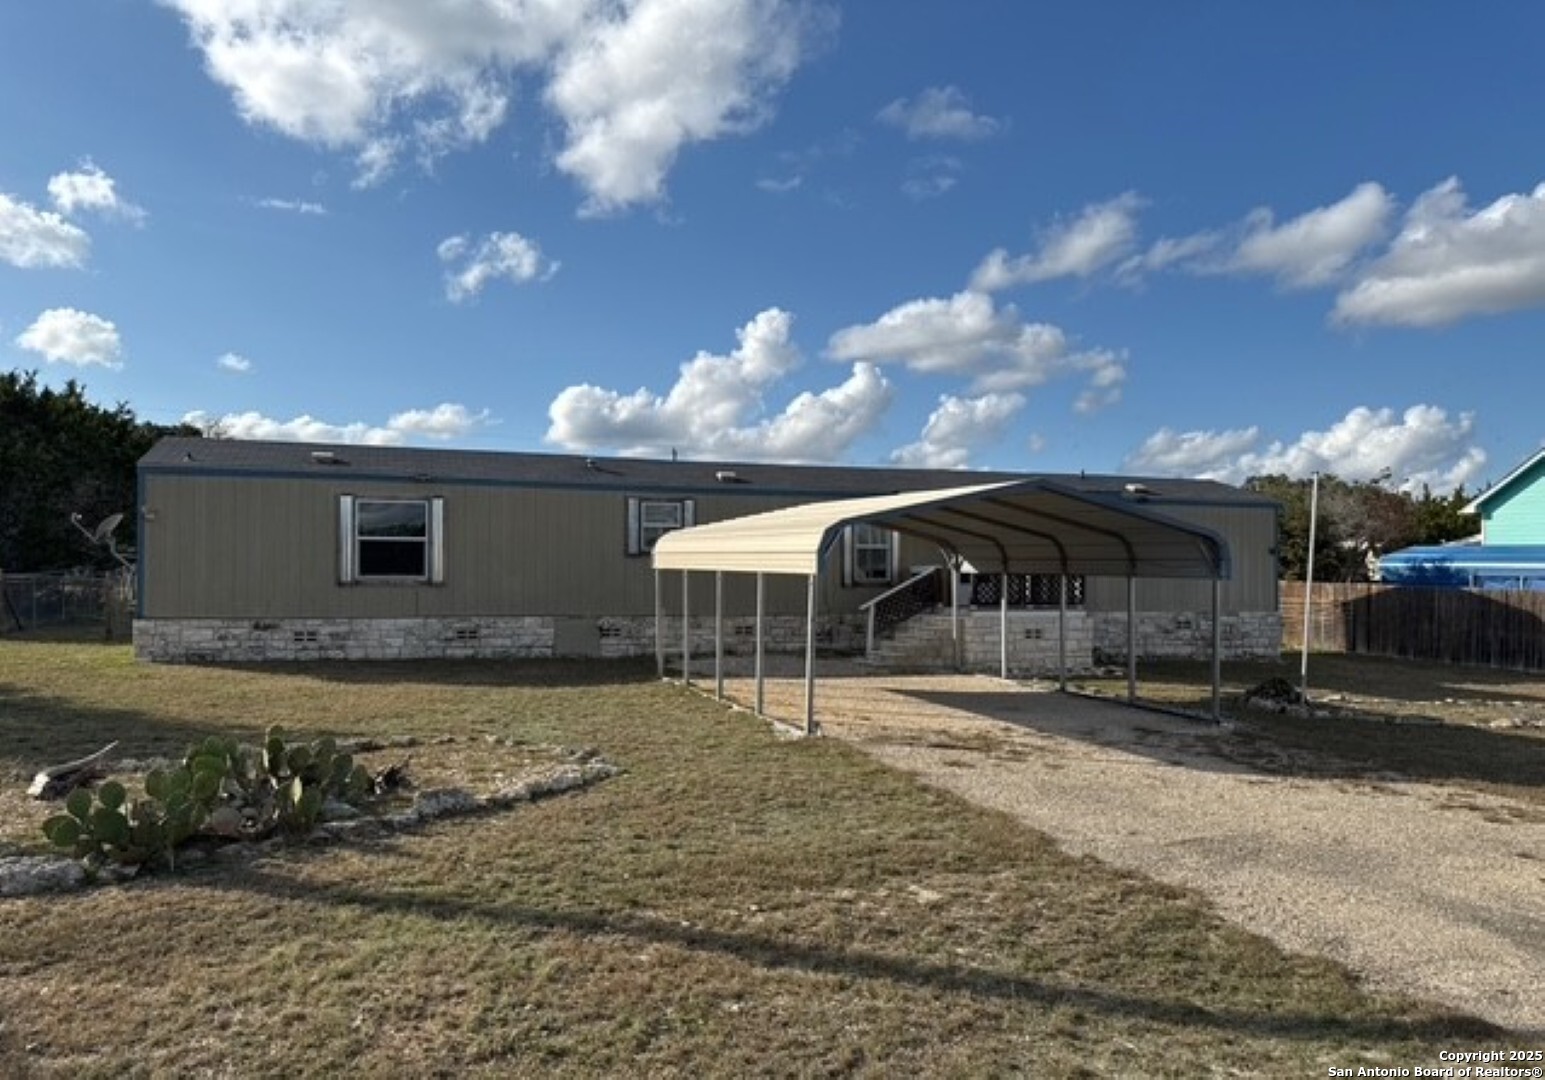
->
xmin=714 ymin=570 xmax=724 ymax=702
xmin=1057 ymin=573 xmax=1068 ymax=691
xmin=950 ymin=560 xmax=961 ymax=671
xmin=654 ymin=570 xmax=664 ymax=679
xmin=1211 ymin=577 xmax=1222 ymax=722
xmin=681 ymin=571 xmax=691 ymax=687
xmin=803 ymin=572 xmax=817 ymax=735
xmin=999 ymin=571 xmax=1009 ymax=680
xmin=754 ymin=572 xmax=766 ymax=716
xmin=1126 ymin=575 xmax=1137 ymax=704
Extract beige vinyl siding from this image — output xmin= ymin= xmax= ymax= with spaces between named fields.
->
xmin=1083 ymin=504 xmax=1277 ymax=614
xmin=140 ymin=476 xmax=928 ymax=620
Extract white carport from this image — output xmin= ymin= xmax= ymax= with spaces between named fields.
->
xmin=651 ymin=479 xmax=1231 ymax=734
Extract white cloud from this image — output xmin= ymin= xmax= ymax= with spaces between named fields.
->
xmin=162 ymin=0 xmax=826 ymax=211
xmin=46 ymin=161 xmax=146 ymax=223
xmin=877 ymin=85 xmax=1002 ymax=141
xmin=1333 ymin=177 xmax=1545 ymax=327
xmin=182 ymin=402 xmax=491 ymax=445
xmin=352 ymin=136 xmax=404 ymax=189
xmin=164 ymin=0 xmax=565 ymax=147
xmin=438 ymin=230 xmax=558 ymax=301
xmin=546 ymin=307 xmax=893 ymax=461
xmin=548 ymin=0 xmax=825 ymax=215
xmin=891 ymin=392 xmax=1025 ymax=469
xmin=1227 ymin=181 xmax=1393 ymax=288
xmin=1121 ymin=425 xmax=1262 ymax=477
xmin=1117 ymin=231 xmax=1221 ymax=281
xmin=386 ymin=402 xmax=493 ymax=440
xmin=970 ymin=193 xmax=1143 ymax=291
xmin=1115 ymin=183 xmax=1392 ymax=289
xmin=15 ymin=308 xmax=123 ymax=368
xmin=1123 ymin=404 xmax=1486 ymax=492
xmin=826 ymin=289 xmax=1125 ymax=407
xmin=756 ymin=174 xmax=803 ymax=194
xmin=0 ymin=192 xmax=90 ymax=268
xmin=900 ymin=155 xmax=961 ymax=201
xmin=753 ymin=130 xmax=857 ymax=197
xmin=1071 ymin=352 xmax=1126 ymax=413
xmin=829 ymin=291 xmax=1032 ymax=376
xmin=216 ymin=351 xmax=252 ymax=373
xmin=256 ymin=197 xmax=327 ymax=215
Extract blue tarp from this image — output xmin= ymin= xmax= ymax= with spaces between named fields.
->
xmin=1376 ymin=544 xmax=1545 ymax=590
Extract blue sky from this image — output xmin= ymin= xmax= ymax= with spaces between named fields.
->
xmin=4 ymin=2 xmax=1544 ymax=492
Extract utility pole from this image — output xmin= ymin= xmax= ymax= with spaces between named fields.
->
xmin=1299 ymin=471 xmax=1320 ymax=704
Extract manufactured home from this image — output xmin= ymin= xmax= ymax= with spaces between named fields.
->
xmin=133 ymin=437 xmax=1281 ymax=669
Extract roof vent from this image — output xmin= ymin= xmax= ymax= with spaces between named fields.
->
xmin=311 ymin=450 xmax=342 ymax=465
xmin=1123 ymin=482 xmax=1154 ymax=498
xmin=715 ymin=470 xmax=741 ymax=483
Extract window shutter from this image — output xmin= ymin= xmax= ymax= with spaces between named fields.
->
xmin=428 ymin=497 xmax=445 ymax=584
xmin=626 ymin=497 xmax=641 ymax=555
xmin=840 ymin=526 xmax=854 ymax=587
xmin=888 ymin=528 xmax=901 ymax=583
xmin=683 ymin=499 xmax=696 ymax=527
xmin=338 ymin=495 xmax=356 ymax=584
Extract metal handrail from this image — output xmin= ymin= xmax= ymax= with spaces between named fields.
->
xmin=859 ymin=566 xmax=943 ymax=655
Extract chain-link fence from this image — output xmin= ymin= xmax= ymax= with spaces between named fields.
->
xmin=0 ymin=570 xmax=135 ymax=639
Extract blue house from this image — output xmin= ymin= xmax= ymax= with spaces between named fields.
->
xmin=1378 ymin=446 xmax=1545 ymax=589
xmin=1464 ymin=446 xmax=1545 ymax=544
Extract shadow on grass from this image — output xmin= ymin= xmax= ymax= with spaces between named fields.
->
xmin=1227 ymin=709 xmax=1545 ymax=795
xmin=0 ymin=625 xmax=121 ymax=646
xmin=202 ymin=656 xmax=659 ymax=690
xmin=1134 ymin=655 xmax=1545 ymax=709
xmin=0 ymin=684 xmax=225 ymax=774
xmin=888 ymin=686 xmax=1545 ymax=794
xmin=203 ymin=865 xmax=1498 ymax=1045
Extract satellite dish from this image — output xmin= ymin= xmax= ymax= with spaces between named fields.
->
xmin=67 ymin=510 xmax=134 ymax=570
xmin=92 ymin=513 xmax=124 ymax=543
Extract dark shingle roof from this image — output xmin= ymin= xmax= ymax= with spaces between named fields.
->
xmin=139 ymin=437 xmax=1275 ymax=507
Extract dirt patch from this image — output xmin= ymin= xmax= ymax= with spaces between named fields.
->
xmin=717 ymin=662 xmax=1545 ymax=1038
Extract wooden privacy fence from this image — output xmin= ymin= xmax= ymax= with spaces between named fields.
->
xmin=1281 ymin=581 xmax=1545 ymax=671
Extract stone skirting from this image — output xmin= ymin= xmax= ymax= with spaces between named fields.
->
xmin=871 ymin=608 xmax=1279 ymax=674
xmin=958 ymin=610 xmax=1095 ymax=674
xmin=874 ymin=610 xmax=1096 ymax=676
xmin=1090 ymin=610 xmax=1282 ymax=662
xmin=133 ymin=612 xmax=1275 ymax=664
xmin=134 ymin=617 xmax=556 ymax=663
xmin=134 ymin=615 xmax=866 ymax=663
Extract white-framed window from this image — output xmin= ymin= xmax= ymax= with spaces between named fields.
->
xmin=626 ymin=497 xmax=695 ymax=555
xmin=338 ymin=495 xmax=444 ymax=583
xmin=844 ymin=523 xmax=898 ymax=586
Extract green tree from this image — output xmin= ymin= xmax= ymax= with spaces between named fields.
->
xmin=1246 ymin=472 xmax=1467 ymax=583
xmin=1412 ymin=484 xmax=1475 ymax=545
xmin=0 ymin=371 xmax=195 ymax=571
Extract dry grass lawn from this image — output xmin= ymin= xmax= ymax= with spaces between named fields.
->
xmin=0 ymin=632 xmax=1522 ymax=1077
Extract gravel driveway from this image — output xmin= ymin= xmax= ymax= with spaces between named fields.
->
xmin=716 ymin=663 xmax=1545 ymax=1037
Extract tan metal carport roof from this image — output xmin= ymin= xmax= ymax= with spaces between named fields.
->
xmin=651 ymin=479 xmax=1232 ymax=734
xmin=651 ymin=478 xmax=1230 ymax=579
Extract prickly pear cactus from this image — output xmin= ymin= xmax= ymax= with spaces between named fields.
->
xmin=42 ymin=728 xmax=386 ymax=874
